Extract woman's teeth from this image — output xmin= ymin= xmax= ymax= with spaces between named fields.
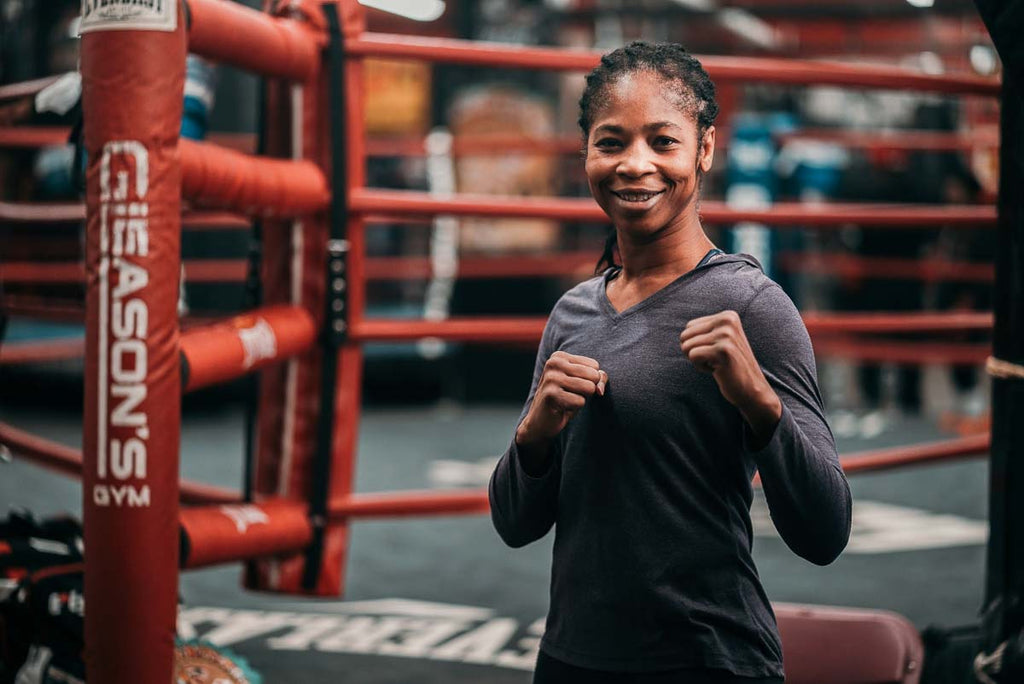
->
xmin=615 ymin=191 xmax=661 ymax=202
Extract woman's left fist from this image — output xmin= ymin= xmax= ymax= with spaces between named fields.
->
xmin=680 ymin=310 xmax=782 ymax=436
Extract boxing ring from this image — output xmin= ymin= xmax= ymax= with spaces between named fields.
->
xmin=0 ymin=0 xmax=1019 ymax=681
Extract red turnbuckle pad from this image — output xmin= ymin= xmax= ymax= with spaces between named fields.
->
xmin=180 ymin=304 xmax=316 ymax=392
xmin=179 ymin=499 xmax=312 ymax=569
xmin=180 ymin=139 xmax=329 ymax=217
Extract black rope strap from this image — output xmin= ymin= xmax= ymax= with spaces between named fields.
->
xmin=302 ymin=0 xmax=349 ymax=591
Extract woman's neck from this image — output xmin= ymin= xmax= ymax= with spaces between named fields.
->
xmin=615 ymin=214 xmax=715 ymax=282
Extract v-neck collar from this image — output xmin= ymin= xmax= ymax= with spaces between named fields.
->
xmin=600 ymin=248 xmax=725 ymax=320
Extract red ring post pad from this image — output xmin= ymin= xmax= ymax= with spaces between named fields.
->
xmin=180 ymin=305 xmax=316 ymax=391
xmin=179 ymin=499 xmax=313 ymax=569
xmin=180 ymin=139 xmax=329 ymax=216
xmin=79 ymin=2 xmax=186 ymax=682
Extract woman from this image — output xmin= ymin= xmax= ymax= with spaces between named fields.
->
xmin=488 ymin=42 xmax=852 ymax=683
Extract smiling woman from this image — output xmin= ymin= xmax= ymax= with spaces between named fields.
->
xmin=488 ymin=41 xmax=852 ymax=684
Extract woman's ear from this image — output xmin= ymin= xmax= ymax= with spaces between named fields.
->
xmin=699 ymin=125 xmax=716 ymax=173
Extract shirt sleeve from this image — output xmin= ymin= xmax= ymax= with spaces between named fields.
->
xmin=741 ymin=283 xmax=852 ymax=566
xmin=488 ymin=313 xmax=562 ymax=549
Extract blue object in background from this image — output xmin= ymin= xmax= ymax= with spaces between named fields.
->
xmin=724 ymin=114 xmax=776 ymax=279
xmin=181 ymin=55 xmax=217 ymax=141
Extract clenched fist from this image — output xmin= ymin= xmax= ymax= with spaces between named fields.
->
xmin=515 ymin=352 xmax=607 ymax=470
xmin=680 ymin=310 xmax=782 ymax=444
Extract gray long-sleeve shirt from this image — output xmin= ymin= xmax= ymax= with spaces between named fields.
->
xmin=488 ymin=254 xmax=852 ymax=677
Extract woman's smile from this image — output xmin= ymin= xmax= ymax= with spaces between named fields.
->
xmin=610 ymin=188 xmax=666 ymax=206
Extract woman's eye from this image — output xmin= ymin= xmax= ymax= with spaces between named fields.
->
xmin=654 ymin=136 xmax=678 ymax=148
xmin=594 ymin=138 xmax=622 ymax=149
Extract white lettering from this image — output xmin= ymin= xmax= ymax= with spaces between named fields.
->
xmin=114 ymin=170 xmax=128 ymax=201
xmin=238 ymin=318 xmax=278 ymax=369
xmin=110 ymin=384 xmax=146 ymax=427
xmin=93 ymin=485 xmax=110 ymax=506
xmin=751 ymin=498 xmax=987 ymax=553
xmin=92 ymin=484 xmax=150 ymax=508
xmin=316 ymin=617 xmax=411 ymax=653
xmin=201 ymin=611 xmax=297 ymax=647
xmin=109 ymin=438 xmax=146 ymax=480
xmin=267 ymin=617 xmax=345 ymax=650
xmin=112 ymin=204 xmax=149 ymax=257
xmin=97 ymin=142 xmax=153 ymax=510
xmin=219 ymin=505 xmax=270 ymax=534
xmin=80 ymin=0 xmax=177 ymax=34
xmin=181 ymin=604 xmax=545 ymax=672
xmin=111 ymin=339 xmax=146 ymax=384
xmin=494 ymin=617 xmax=545 ymax=670
xmin=112 ymin=259 xmax=148 ymax=299
xmin=112 ymin=299 xmax=148 ymax=340
xmin=377 ymin=618 xmax=470 ymax=658
xmin=430 ymin=618 xmax=519 ymax=664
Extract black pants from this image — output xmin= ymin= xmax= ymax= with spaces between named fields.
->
xmin=532 ymin=650 xmax=784 ymax=684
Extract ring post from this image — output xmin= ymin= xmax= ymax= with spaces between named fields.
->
xmin=975 ymin=0 xmax=1024 ymax=652
xmin=80 ymin=1 xmax=186 ymax=682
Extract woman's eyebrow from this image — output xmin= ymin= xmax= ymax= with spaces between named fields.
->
xmin=593 ymin=122 xmax=682 ymax=135
xmin=645 ymin=121 xmax=682 ymax=131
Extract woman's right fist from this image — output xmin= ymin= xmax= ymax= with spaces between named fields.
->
xmin=517 ymin=351 xmax=607 ymax=448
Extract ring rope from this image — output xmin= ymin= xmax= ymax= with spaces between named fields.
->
xmin=986 ymin=356 xmax=1024 ymax=380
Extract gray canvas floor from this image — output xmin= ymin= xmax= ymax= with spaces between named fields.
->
xmin=0 ymin=401 xmax=989 ymax=683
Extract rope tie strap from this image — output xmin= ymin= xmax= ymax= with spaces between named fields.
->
xmin=974 ymin=640 xmax=1006 ymax=684
xmin=986 ymin=357 xmax=1024 ymax=380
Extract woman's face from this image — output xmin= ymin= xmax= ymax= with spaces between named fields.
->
xmin=584 ymin=71 xmax=715 ymax=240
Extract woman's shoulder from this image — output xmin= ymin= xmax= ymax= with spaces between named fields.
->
xmin=698 ymin=253 xmax=783 ymax=306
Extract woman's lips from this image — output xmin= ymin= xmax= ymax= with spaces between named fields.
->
xmin=610 ymin=189 xmax=664 ymax=208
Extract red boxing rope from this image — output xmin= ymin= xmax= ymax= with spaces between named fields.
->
xmin=0 ymin=75 xmax=61 ymax=101
xmin=0 ymin=125 xmax=1001 ymax=156
xmin=0 ymin=338 xmax=84 ymax=364
xmin=0 ymin=200 xmax=249 ymax=228
xmin=346 ymin=33 xmax=1001 ymax=96
xmin=349 ymin=312 xmax=993 ymax=344
xmin=0 ymin=253 xmax=995 ymax=286
xmin=0 ymin=311 xmax=993 ymax=367
xmin=1 ymin=419 xmax=988 ymax=525
xmin=350 ymin=188 xmax=997 ymax=228
xmin=2 ymin=259 xmax=245 ymax=284
xmin=801 ymin=311 xmax=993 ymax=334
xmin=811 ymin=338 xmax=990 ymax=365
xmin=779 ymin=252 xmax=995 ymax=283
xmin=0 ymin=421 xmax=239 ymax=505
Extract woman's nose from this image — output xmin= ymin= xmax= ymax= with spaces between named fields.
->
xmin=616 ymin=143 xmax=656 ymax=177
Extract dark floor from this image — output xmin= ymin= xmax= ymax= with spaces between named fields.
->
xmin=0 ymin=400 xmax=989 ymax=683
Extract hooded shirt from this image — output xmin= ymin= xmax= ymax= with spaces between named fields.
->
xmin=489 ymin=253 xmax=852 ymax=677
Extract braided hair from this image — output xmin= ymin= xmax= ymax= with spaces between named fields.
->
xmin=580 ymin=41 xmax=719 ymax=274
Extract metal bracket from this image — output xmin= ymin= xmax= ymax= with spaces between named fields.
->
xmin=326 ymin=238 xmax=350 ymax=344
